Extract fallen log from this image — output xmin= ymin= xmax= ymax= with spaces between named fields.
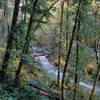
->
xmin=29 ymin=83 xmax=61 ymax=100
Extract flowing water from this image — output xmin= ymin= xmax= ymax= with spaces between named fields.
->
xmin=35 ymin=55 xmax=100 ymax=92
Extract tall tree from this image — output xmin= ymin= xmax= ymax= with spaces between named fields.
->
xmin=57 ymin=0 xmax=64 ymax=89
xmin=73 ymin=12 xmax=80 ymax=100
xmin=0 ymin=0 xmax=21 ymax=81
xmin=61 ymin=0 xmax=82 ymax=99
xmin=89 ymin=5 xmax=100 ymax=100
xmin=14 ymin=0 xmax=38 ymax=86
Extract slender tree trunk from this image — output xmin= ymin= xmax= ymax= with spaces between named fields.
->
xmin=89 ymin=63 xmax=100 ymax=100
xmin=89 ymin=7 xmax=100 ymax=100
xmin=65 ymin=0 xmax=69 ymax=51
xmin=23 ymin=0 xmax=28 ymax=23
xmin=89 ymin=37 xmax=100 ymax=100
xmin=23 ymin=11 xmax=27 ymax=23
xmin=0 ymin=0 xmax=20 ymax=81
xmin=21 ymin=0 xmax=26 ymax=22
xmin=14 ymin=0 xmax=38 ymax=87
xmin=61 ymin=0 xmax=82 ymax=99
xmin=4 ymin=0 xmax=10 ymax=45
xmin=57 ymin=0 xmax=64 ymax=89
xmin=2 ymin=24 xmax=5 ymax=46
xmin=73 ymin=12 xmax=80 ymax=100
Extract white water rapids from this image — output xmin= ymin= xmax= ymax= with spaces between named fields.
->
xmin=34 ymin=55 xmax=100 ymax=92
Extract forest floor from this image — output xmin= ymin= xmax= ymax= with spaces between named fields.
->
xmin=0 ymin=47 xmax=100 ymax=100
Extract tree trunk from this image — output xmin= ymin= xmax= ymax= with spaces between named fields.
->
xmin=73 ymin=12 xmax=80 ymax=100
xmin=14 ymin=0 xmax=38 ymax=87
xmin=23 ymin=0 xmax=28 ymax=23
xmin=61 ymin=0 xmax=82 ymax=99
xmin=89 ymin=64 xmax=100 ymax=100
xmin=57 ymin=0 xmax=64 ymax=89
xmin=29 ymin=83 xmax=61 ymax=100
xmin=89 ymin=6 xmax=100 ymax=100
xmin=65 ymin=0 xmax=69 ymax=51
xmin=89 ymin=20 xmax=99 ymax=100
xmin=0 ymin=0 xmax=20 ymax=81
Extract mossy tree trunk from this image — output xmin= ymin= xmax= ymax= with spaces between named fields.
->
xmin=0 ymin=0 xmax=20 ymax=81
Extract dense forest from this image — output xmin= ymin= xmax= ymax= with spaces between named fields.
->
xmin=0 ymin=0 xmax=100 ymax=100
